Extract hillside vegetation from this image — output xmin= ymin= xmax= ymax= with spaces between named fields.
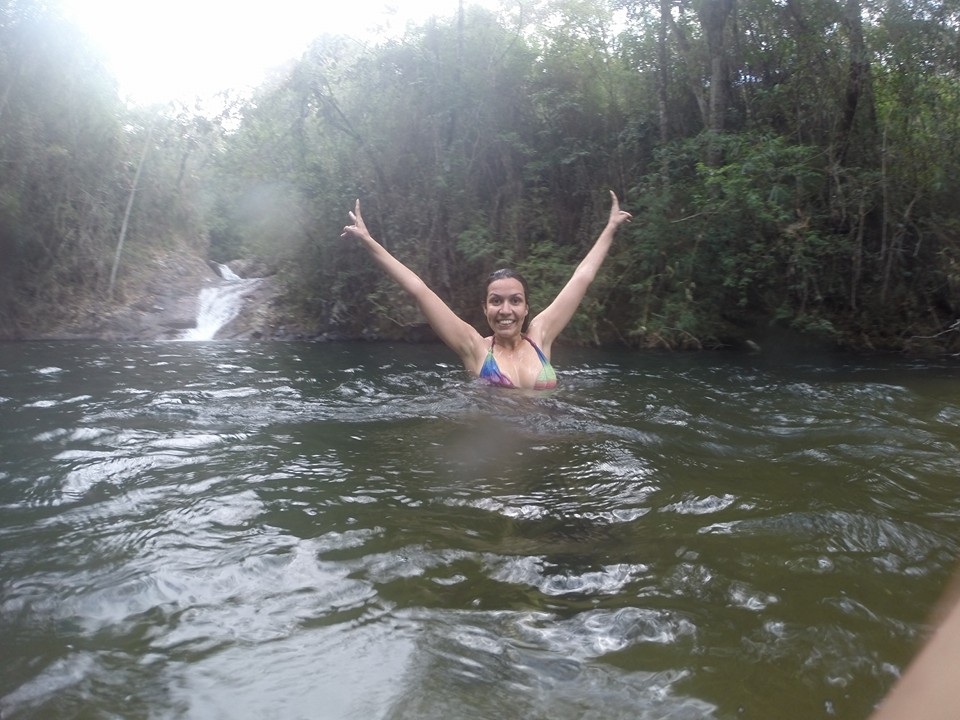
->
xmin=3 ymin=0 xmax=959 ymax=352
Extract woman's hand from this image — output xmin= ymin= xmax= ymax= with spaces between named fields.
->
xmin=341 ymin=199 xmax=372 ymax=242
xmin=607 ymin=190 xmax=632 ymax=229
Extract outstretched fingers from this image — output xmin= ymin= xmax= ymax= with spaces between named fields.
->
xmin=608 ymin=190 xmax=632 ymax=225
xmin=341 ymin=199 xmax=364 ymax=238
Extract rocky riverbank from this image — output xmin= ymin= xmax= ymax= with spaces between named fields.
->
xmin=33 ymin=252 xmax=304 ymax=342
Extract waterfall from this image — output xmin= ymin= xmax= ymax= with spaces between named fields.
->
xmin=179 ymin=264 xmax=259 ymax=341
xmin=216 ymin=262 xmax=242 ymax=281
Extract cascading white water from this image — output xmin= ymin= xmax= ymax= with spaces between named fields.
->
xmin=216 ymin=263 xmax=242 ymax=281
xmin=179 ymin=263 xmax=258 ymax=341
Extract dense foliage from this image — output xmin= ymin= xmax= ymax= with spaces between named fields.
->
xmin=0 ymin=1 xmax=215 ymax=335
xmin=2 ymin=0 xmax=960 ymax=351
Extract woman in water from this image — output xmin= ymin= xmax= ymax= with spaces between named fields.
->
xmin=341 ymin=191 xmax=632 ymax=389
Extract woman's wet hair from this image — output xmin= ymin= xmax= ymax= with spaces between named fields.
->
xmin=484 ymin=268 xmax=530 ymax=301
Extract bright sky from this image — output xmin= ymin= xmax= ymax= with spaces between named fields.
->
xmin=59 ymin=0 xmax=491 ymax=106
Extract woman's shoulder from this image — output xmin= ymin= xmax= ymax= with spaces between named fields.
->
xmin=461 ymin=333 xmax=494 ymax=376
xmin=522 ymin=325 xmax=552 ymax=358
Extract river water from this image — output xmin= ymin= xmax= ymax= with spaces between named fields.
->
xmin=1 ymin=340 xmax=959 ymax=719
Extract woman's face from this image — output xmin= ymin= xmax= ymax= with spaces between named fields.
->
xmin=484 ymin=277 xmax=528 ymax=338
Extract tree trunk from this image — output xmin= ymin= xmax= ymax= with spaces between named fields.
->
xmin=695 ymin=0 xmax=736 ymax=165
xmin=836 ymin=0 xmax=877 ymax=166
xmin=667 ymin=15 xmax=708 ymax=129
xmin=108 ymin=124 xmax=153 ymax=299
xmin=657 ymin=0 xmax=671 ymax=144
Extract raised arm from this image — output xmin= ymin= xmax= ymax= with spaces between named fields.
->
xmin=527 ymin=191 xmax=632 ymax=352
xmin=341 ymin=199 xmax=483 ymax=366
xmin=868 ymin=583 xmax=960 ymax=720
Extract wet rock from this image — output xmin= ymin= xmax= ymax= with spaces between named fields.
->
xmin=29 ymin=250 xmax=323 ymax=342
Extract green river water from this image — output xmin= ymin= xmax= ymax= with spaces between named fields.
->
xmin=1 ymin=340 xmax=958 ymax=719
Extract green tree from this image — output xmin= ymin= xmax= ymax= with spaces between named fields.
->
xmin=0 ymin=6 xmax=125 ymax=332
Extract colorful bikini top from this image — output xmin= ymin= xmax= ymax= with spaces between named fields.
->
xmin=479 ymin=336 xmax=558 ymax=390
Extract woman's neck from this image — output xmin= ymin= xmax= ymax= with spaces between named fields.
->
xmin=493 ymin=334 xmax=526 ymax=351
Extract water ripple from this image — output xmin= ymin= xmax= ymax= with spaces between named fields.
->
xmin=2 ymin=343 xmax=960 ymax=719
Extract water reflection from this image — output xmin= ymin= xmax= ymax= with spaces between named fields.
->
xmin=1 ymin=342 xmax=959 ymax=718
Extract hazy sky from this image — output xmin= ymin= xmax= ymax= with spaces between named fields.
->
xmin=59 ymin=0 xmax=491 ymax=105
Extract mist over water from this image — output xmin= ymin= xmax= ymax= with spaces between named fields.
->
xmin=1 ymin=341 xmax=959 ymax=719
